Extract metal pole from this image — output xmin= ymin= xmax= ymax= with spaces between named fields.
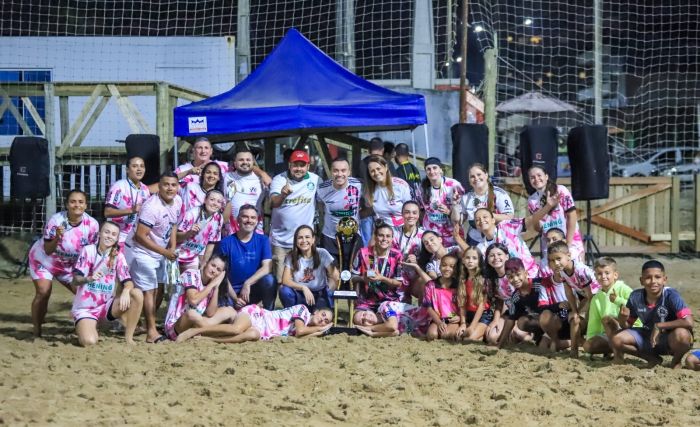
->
xmin=593 ymin=0 xmax=603 ymax=124
xmin=336 ymin=0 xmax=356 ymax=71
xmin=423 ymin=124 xmax=430 ymax=157
xmin=459 ymin=0 xmax=469 ymax=123
xmin=445 ymin=0 xmax=452 ymax=79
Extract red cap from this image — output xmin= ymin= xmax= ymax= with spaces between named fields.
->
xmin=290 ymin=150 xmax=310 ymax=163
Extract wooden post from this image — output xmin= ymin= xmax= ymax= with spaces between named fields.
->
xmin=59 ymin=96 xmax=69 ymax=142
xmin=156 ymin=82 xmax=170 ymax=172
xmin=44 ymin=83 xmax=57 ymax=218
xmin=484 ymin=47 xmax=497 ymax=175
xmin=695 ymin=174 xmax=700 ymax=252
xmin=670 ymin=176 xmax=680 ymax=253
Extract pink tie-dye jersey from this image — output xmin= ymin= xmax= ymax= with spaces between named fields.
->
xmin=178 ymin=182 xmax=209 ymax=217
xmin=28 ymin=212 xmax=99 ymax=284
xmin=417 ymin=177 xmax=464 ymax=245
xmin=131 ymin=194 xmax=183 ymax=260
xmin=176 ymin=207 xmax=223 ymax=265
xmin=71 ymin=244 xmax=131 ymax=321
xmin=163 ymin=269 xmax=214 ymax=340
xmin=476 ymin=219 xmax=539 ymax=278
xmin=241 ymin=304 xmax=311 ymax=340
xmin=352 ymin=247 xmax=405 ymax=311
xmin=422 ymin=281 xmax=459 ymax=319
xmin=551 ymin=259 xmax=601 ymax=296
xmin=378 ymin=301 xmax=431 ymax=336
xmin=105 ymin=178 xmax=150 ymax=243
xmin=527 ymin=184 xmax=583 ymax=260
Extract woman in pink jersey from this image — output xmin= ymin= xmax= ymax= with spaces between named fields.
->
xmin=179 ymin=161 xmax=224 ymax=215
xmin=104 ymin=156 xmax=153 ymax=247
xmin=28 ymin=189 xmax=99 ymax=337
xmin=363 ymin=155 xmax=412 ymax=228
xmin=175 ymin=304 xmax=333 ymax=342
xmin=163 ymin=254 xmax=237 ymax=341
xmin=526 ymin=165 xmax=584 ymax=262
xmin=416 ymin=157 xmax=465 ymax=246
xmin=71 ymin=221 xmax=143 ymax=346
xmin=417 ymin=230 xmax=462 ymax=281
xmin=352 ymin=222 xmax=405 ymax=312
xmin=176 ymin=189 xmax=224 ymax=271
xmin=354 ymin=301 xmax=431 ymax=337
xmin=392 ymin=201 xmax=424 ymax=301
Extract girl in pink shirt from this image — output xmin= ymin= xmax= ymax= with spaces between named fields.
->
xmin=176 ymin=189 xmax=225 ymax=271
xmin=178 ymin=161 xmax=225 ymax=216
xmin=163 ymin=254 xmax=237 ymax=341
xmin=70 ymin=221 xmax=143 ymax=346
xmin=526 ymin=166 xmax=584 ymax=262
xmin=421 ymin=254 xmax=462 ymax=340
xmin=416 ymin=157 xmax=465 ymax=246
xmin=28 ymin=190 xmax=99 ymax=337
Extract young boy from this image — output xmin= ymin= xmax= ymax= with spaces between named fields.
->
xmin=583 ymin=256 xmax=636 ymax=356
xmin=546 ymin=240 xmax=601 ymax=357
xmin=611 ymin=260 xmax=693 ymax=368
xmin=496 ymin=258 xmax=554 ymax=348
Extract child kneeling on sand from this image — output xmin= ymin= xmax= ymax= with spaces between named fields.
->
xmin=163 ymin=254 xmax=237 ymax=341
xmin=583 ymin=256 xmax=637 ymax=356
xmin=71 ymin=221 xmax=143 ymax=346
xmin=176 ymin=304 xmax=333 ymax=342
xmin=610 ymin=260 xmax=693 ymax=368
xmin=354 ymin=301 xmax=432 ymax=337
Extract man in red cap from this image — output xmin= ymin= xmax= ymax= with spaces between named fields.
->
xmin=269 ymin=150 xmax=320 ymax=283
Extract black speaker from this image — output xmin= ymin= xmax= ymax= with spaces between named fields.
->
xmin=10 ymin=136 xmax=50 ymax=200
xmin=451 ymin=124 xmax=488 ymax=191
xmin=519 ymin=126 xmax=558 ymax=195
xmin=567 ymin=125 xmax=609 ymax=200
xmin=125 ymin=134 xmax=160 ymax=185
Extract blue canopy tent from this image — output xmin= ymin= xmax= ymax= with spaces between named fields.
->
xmin=173 ymin=29 xmax=429 ymax=168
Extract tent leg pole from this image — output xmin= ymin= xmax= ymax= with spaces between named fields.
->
xmin=173 ymin=138 xmax=179 ymax=168
xmin=411 ymin=131 xmax=418 ymax=165
xmin=423 ymin=124 xmax=430 ymax=157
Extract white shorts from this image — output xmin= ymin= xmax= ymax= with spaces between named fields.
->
xmin=130 ymin=254 xmax=165 ymax=292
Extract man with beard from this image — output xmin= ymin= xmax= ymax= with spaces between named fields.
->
xmin=216 ymin=205 xmax=276 ymax=310
xmin=270 ymin=150 xmax=320 ymax=282
xmin=316 ymin=157 xmax=362 ymax=258
xmin=223 ymin=148 xmax=266 ymax=235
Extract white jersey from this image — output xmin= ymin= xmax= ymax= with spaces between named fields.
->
xmin=460 ymin=185 xmax=514 ymax=243
xmin=316 ymin=178 xmax=362 ymax=239
xmin=270 ymin=172 xmax=320 ymax=248
xmin=371 ymin=177 xmax=412 ymax=227
xmin=224 ymin=171 xmax=265 ymax=233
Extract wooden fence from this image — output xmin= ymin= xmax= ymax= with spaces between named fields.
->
xmin=502 ymin=176 xmax=700 ymax=254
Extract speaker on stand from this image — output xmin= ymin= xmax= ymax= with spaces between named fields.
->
xmin=519 ymin=125 xmax=559 ymax=195
xmin=125 ymin=134 xmax=161 ymax=185
xmin=567 ymin=125 xmax=610 ymax=265
xmin=451 ymin=123 xmax=489 ymax=191
xmin=9 ymin=136 xmax=51 ymax=277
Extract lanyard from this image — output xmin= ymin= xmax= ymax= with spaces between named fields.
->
xmin=369 ymin=252 xmax=390 ymax=277
xmin=398 ymin=227 xmax=417 ymax=255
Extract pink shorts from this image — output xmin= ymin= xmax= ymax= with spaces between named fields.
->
xmin=29 ymin=260 xmax=73 ymax=285
xmin=72 ymin=298 xmax=116 ymax=323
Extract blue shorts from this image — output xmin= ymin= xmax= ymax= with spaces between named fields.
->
xmin=466 ymin=308 xmax=494 ymax=325
xmin=691 ymin=349 xmax=700 ymax=359
xmin=627 ymin=327 xmax=671 ymax=356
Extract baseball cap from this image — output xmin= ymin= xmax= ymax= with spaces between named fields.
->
xmin=289 ymin=150 xmax=310 ymax=163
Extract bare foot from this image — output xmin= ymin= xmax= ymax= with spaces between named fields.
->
xmin=175 ymin=328 xmax=203 ymax=343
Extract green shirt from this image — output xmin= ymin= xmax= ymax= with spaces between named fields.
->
xmin=586 ymin=280 xmax=637 ymax=339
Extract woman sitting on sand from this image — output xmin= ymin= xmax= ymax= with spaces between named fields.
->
xmin=163 ymin=254 xmax=237 ymax=341
xmin=175 ymin=304 xmax=333 ymax=342
xmin=70 ymin=221 xmax=143 ymax=346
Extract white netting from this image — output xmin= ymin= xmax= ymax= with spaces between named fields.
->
xmin=469 ymin=0 xmax=700 ymax=177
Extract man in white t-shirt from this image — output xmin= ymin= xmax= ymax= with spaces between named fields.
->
xmin=175 ymin=137 xmax=271 ymax=188
xmin=316 ymin=157 xmax=361 ymax=258
xmin=223 ymin=148 xmax=265 ymax=235
xmin=270 ymin=150 xmax=320 ymax=282
xmin=129 ymin=172 xmax=182 ymax=343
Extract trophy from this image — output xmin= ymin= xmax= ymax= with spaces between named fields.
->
xmin=331 ymin=216 xmax=361 ymax=330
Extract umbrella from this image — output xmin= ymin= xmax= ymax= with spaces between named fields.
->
xmin=496 ymin=91 xmax=579 ymax=113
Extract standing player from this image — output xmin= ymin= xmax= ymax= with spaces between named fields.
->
xmin=270 ymin=150 xmax=320 ymax=282
xmin=103 ymin=156 xmax=152 ymax=249
xmin=129 ymin=172 xmax=182 ymax=343
xmin=316 ymin=157 xmax=362 ymax=258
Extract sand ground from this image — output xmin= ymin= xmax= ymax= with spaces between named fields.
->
xmin=1 ymin=252 xmax=699 ymax=426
